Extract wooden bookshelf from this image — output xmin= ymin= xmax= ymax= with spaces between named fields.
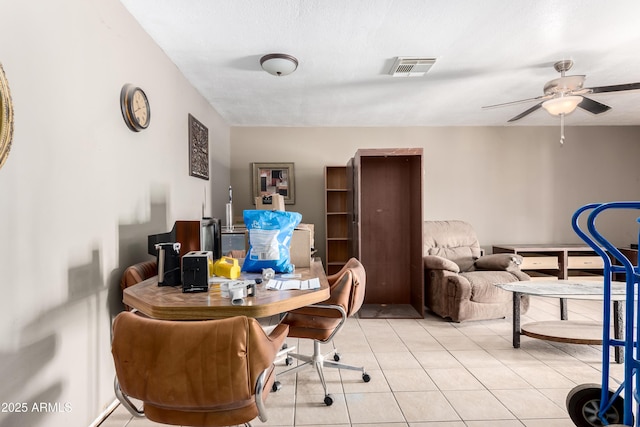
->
xmin=324 ymin=166 xmax=349 ymax=275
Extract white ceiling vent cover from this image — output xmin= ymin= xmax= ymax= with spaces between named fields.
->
xmin=389 ymin=57 xmax=436 ymax=77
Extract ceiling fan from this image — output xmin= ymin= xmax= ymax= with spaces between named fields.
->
xmin=483 ymin=60 xmax=640 ymax=144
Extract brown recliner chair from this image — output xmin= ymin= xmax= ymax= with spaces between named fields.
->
xmin=111 ymin=312 xmax=288 ymax=427
xmin=273 ymin=257 xmax=370 ymax=406
xmin=120 ymin=260 xmax=157 ymax=311
xmin=423 ymin=220 xmax=530 ymax=322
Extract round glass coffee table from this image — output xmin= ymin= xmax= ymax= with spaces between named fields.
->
xmin=496 ymin=280 xmax=627 ymax=363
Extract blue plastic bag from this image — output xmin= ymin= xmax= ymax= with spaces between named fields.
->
xmin=242 ymin=210 xmax=302 ymax=273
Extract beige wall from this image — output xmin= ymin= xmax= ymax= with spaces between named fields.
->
xmin=231 ymin=126 xmax=640 ymax=261
xmin=0 ymin=1 xmax=230 ymax=425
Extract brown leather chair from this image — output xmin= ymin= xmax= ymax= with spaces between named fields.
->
xmin=120 ymin=260 xmax=157 ymax=311
xmin=111 ymin=311 xmax=288 ymax=427
xmin=273 ymin=257 xmax=370 ymax=406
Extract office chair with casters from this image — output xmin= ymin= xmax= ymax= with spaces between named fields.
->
xmin=272 ymin=257 xmax=370 ymax=406
xmin=111 ymin=311 xmax=289 ymax=427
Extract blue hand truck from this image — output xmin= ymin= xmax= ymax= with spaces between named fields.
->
xmin=567 ymin=202 xmax=640 ymax=427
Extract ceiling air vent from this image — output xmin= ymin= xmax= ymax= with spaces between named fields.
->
xmin=389 ymin=57 xmax=436 ymax=77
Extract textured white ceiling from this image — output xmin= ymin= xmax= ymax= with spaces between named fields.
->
xmin=120 ymin=0 xmax=640 ymax=127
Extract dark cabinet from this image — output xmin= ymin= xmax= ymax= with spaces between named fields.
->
xmin=348 ymin=148 xmax=424 ymax=318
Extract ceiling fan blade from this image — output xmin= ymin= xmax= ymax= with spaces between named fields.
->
xmin=507 ymin=102 xmax=543 ymax=122
xmin=587 ymin=82 xmax=640 ymax=94
xmin=482 ymin=95 xmax=548 ymax=109
xmin=578 ymin=96 xmax=611 ymax=114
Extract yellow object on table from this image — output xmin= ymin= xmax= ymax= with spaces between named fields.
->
xmin=213 ymin=256 xmax=241 ymax=279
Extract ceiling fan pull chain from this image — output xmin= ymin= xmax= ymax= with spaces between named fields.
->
xmin=560 ymin=113 xmax=565 ymax=146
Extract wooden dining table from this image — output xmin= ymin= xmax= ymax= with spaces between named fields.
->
xmin=123 ymin=258 xmax=331 ymax=320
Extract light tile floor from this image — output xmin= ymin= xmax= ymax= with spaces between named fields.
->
xmin=101 ymin=296 xmax=631 ymax=427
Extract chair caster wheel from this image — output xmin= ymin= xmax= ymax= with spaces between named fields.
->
xmin=324 ymin=394 xmax=334 ymax=406
xmin=285 ymin=356 xmax=293 ymax=366
xmin=333 ymin=353 xmax=340 ymax=362
xmin=272 ymin=381 xmax=282 ymax=392
xmin=362 ymin=373 xmax=371 ymax=382
xmin=281 ymin=343 xmax=288 ymax=349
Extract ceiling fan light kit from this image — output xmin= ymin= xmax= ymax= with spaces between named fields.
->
xmin=483 ymin=59 xmax=640 ymax=144
xmin=260 ymin=53 xmax=298 ymax=76
xmin=541 ymin=95 xmax=582 ymax=116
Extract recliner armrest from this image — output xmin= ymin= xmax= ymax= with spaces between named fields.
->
xmin=424 ymin=255 xmax=460 ymax=273
xmin=474 ymin=253 xmax=523 ymax=271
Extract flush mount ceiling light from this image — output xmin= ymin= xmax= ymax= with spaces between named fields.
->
xmin=260 ymin=53 xmax=298 ymax=76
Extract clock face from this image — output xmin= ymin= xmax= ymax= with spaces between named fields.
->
xmin=120 ymin=84 xmax=150 ymax=131
xmin=132 ymin=89 xmax=149 ymax=127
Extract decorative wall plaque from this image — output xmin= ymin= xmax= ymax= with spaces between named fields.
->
xmin=188 ymin=114 xmax=209 ymax=180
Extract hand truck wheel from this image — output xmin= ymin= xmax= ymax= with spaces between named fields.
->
xmin=566 ymin=383 xmax=630 ymax=427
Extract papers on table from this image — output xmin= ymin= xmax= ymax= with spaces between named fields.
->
xmin=266 ymin=278 xmax=321 ymax=290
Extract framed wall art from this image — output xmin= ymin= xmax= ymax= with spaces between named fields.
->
xmin=252 ymin=162 xmax=295 ymax=204
xmin=188 ymin=114 xmax=209 ymax=180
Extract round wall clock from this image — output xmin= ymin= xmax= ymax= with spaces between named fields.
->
xmin=0 ymin=63 xmax=14 ymax=170
xmin=120 ymin=83 xmax=150 ymax=132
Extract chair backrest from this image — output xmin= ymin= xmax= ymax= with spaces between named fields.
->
xmin=328 ymin=257 xmax=366 ymax=317
xmin=111 ymin=312 xmax=280 ymax=426
xmin=120 ymin=260 xmax=157 ymax=290
xmin=120 ymin=260 xmax=157 ymax=311
xmin=423 ymin=220 xmax=482 ymax=272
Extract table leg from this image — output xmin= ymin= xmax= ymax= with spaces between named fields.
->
xmin=614 ymin=301 xmax=623 ymax=364
xmin=512 ymin=292 xmax=521 ymax=348
xmin=560 ymin=297 xmax=568 ymax=320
